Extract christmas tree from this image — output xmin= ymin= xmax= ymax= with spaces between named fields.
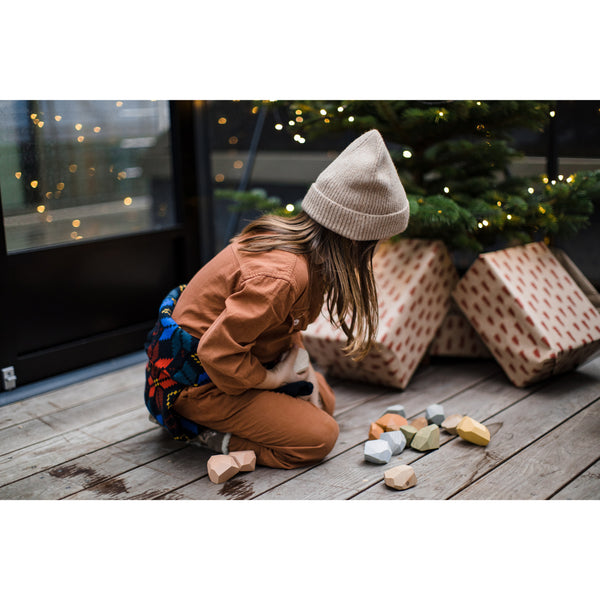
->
xmin=275 ymin=100 xmax=600 ymax=253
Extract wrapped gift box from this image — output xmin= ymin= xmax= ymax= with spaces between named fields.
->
xmin=452 ymin=241 xmax=600 ymax=387
xmin=428 ymin=299 xmax=492 ymax=358
xmin=551 ymin=247 xmax=600 ymax=309
xmin=303 ymin=239 xmax=458 ymax=389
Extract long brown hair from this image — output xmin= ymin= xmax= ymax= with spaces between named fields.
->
xmin=235 ymin=211 xmax=379 ymax=360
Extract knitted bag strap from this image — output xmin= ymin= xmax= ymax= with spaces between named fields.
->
xmin=144 ymin=285 xmax=210 ymax=440
xmin=158 ymin=285 xmax=211 ymax=387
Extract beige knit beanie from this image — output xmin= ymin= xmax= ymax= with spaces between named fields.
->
xmin=301 ymin=129 xmax=409 ymax=241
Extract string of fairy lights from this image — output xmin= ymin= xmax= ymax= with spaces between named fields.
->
xmin=13 ymin=101 xmax=147 ymax=243
xmin=212 ymin=101 xmax=580 ymax=228
xmin=14 ymin=100 xmax=593 ymax=246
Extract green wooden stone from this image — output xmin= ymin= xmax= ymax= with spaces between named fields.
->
xmin=410 ymin=424 xmax=440 ymax=451
xmin=399 ymin=424 xmax=418 ymax=446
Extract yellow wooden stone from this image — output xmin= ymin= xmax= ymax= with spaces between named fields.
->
xmin=456 ymin=416 xmax=490 ymax=446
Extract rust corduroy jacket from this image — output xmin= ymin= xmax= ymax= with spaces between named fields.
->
xmin=171 ymin=239 xmax=324 ymax=396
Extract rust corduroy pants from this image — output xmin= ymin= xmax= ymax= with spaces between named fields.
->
xmin=173 ymin=371 xmax=339 ymax=469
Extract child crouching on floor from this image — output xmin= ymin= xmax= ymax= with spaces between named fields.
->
xmin=144 ymin=129 xmax=409 ymax=469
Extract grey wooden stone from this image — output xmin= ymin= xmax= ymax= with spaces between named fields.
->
xmin=382 ymin=404 xmax=406 ymax=418
xmin=426 ymin=403 xmax=445 ymax=426
xmin=364 ymin=439 xmax=392 ymax=464
xmin=380 ymin=430 xmax=407 ymax=455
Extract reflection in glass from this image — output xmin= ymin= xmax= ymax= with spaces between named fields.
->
xmin=0 ymin=100 xmax=175 ymax=252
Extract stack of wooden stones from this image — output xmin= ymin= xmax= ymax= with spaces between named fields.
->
xmin=207 ymin=451 xmax=257 ymax=484
xmin=364 ymin=404 xmax=491 ymax=490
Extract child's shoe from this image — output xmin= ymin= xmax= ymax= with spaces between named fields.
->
xmin=188 ymin=427 xmax=231 ymax=454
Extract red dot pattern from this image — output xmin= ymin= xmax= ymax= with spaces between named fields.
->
xmin=452 ymin=242 xmax=600 ymax=387
xmin=303 ymin=239 xmax=458 ymax=389
xmin=429 ymin=300 xmax=492 ymax=358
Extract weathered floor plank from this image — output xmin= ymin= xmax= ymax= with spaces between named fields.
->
xmin=453 ymin=400 xmax=600 ymax=499
xmin=320 ymin=376 xmax=389 ymax=416
xmin=66 ymin=445 xmax=213 ymax=500
xmin=551 ymin=458 xmax=600 ymax=500
xmin=0 ymin=406 xmax=152 ymax=488
xmin=0 ymin=428 xmax=184 ymax=499
xmin=0 ymin=362 xmax=145 ymax=431
xmin=0 ymin=387 xmax=142 ymax=459
xmin=353 ymin=357 xmax=600 ymax=500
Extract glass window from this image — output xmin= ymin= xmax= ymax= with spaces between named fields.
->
xmin=0 ymin=100 xmax=175 ymax=253
xmin=206 ymin=100 xmax=349 ymax=250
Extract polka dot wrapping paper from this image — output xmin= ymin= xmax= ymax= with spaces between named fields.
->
xmin=303 ymin=239 xmax=458 ymax=389
xmin=452 ymin=241 xmax=600 ymax=387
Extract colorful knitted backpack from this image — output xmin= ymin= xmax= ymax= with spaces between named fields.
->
xmin=144 ymin=285 xmax=211 ymax=440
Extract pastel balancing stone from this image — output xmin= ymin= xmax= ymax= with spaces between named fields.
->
xmin=364 ymin=439 xmax=393 ymax=464
xmin=369 ymin=422 xmax=384 ymax=440
xmin=425 ymin=403 xmax=445 ymax=426
xmin=410 ymin=416 xmax=428 ymax=430
xmin=380 ymin=430 xmax=407 ymax=455
xmin=457 ymin=416 xmax=490 ymax=446
xmin=229 ymin=450 xmax=256 ymax=472
xmin=375 ymin=413 xmax=408 ymax=431
xmin=399 ymin=425 xmax=418 ymax=446
xmin=207 ymin=455 xmax=240 ymax=484
xmin=383 ymin=404 xmax=406 ymax=418
xmin=410 ymin=424 xmax=440 ymax=452
xmin=441 ymin=414 xmax=464 ymax=435
xmin=384 ymin=465 xmax=417 ymax=490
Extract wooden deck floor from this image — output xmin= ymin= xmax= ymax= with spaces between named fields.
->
xmin=1 ymin=353 xmax=599 ymax=501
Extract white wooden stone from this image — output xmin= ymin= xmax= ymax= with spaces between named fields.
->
xmin=364 ymin=439 xmax=392 ymax=464
xmin=380 ymin=430 xmax=407 ymax=455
